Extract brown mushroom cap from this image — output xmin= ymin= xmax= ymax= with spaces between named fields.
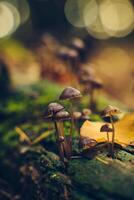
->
xmin=67 ymin=48 xmax=79 ymax=59
xmin=78 ymin=66 xmax=95 ymax=83
xmin=82 ymin=108 xmax=92 ymax=116
xmin=100 ymin=124 xmax=113 ymax=132
xmin=59 ymin=87 xmax=82 ymax=100
xmin=90 ymin=78 xmax=103 ymax=89
xmin=72 ymin=111 xmax=82 ymax=119
xmin=54 ymin=110 xmax=70 ymax=121
xmin=80 ymin=136 xmax=97 ymax=149
xmin=71 ymin=38 xmax=85 ymax=50
xmin=101 ymin=105 xmax=121 ymax=117
xmin=45 ymin=102 xmax=64 ymax=116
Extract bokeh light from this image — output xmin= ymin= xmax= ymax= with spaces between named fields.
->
xmin=100 ymin=0 xmax=134 ymax=38
xmin=16 ymin=0 xmax=30 ymax=24
xmin=64 ymin=0 xmax=90 ymax=27
xmin=85 ymin=15 xmax=110 ymax=40
xmin=0 ymin=1 xmax=20 ymax=38
xmin=0 ymin=0 xmax=30 ymax=39
xmin=64 ymin=0 xmax=134 ymax=39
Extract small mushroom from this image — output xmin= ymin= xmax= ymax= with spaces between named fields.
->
xmin=55 ymin=110 xmax=71 ymax=159
xmin=70 ymin=37 xmax=86 ymax=61
xmin=89 ymin=78 xmax=103 ymax=110
xmin=80 ymin=136 xmax=97 ymax=150
xmin=58 ymin=46 xmax=79 ymax=73
xmin=59 ymin=86 xmax=82 ymax=100
xmin=82 ymin=108 xmax=92 ymax=116
xmin=101 ymin=105 xmax=121 ymax=157
xmin=59 ymin=87 xmax=82 ymax=152
xmin=46 ymin=102 xmax=64 ymax=116
xmin=45 ymin=102 xmax=65 ymax=161
xmin=100 ymin=123 xmax=113 ymax=154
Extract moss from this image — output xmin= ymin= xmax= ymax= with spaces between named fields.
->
xmin=116 ymin=150 xmax=134 ymax=162
xmin=68 ymin=157 xmax=134 ymax=200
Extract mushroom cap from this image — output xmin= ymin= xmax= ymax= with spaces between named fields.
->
xmin=71 ymin=38 xmax=85 ymax=50
xmin=78 ymin=67 xmax=95 ymax=83
xmin=72 ymin=111 xmax=82 ymax=119
xmin=80 ymin=136 xmax=97 ymax=149
xmin=54 ymin=110 xmax=70 ymax=121
xmin=90 ymin=78 xmax=103 ymax=89
xmin=67 ymin=48 xmax=79 ymax=59
xmin=82 ymin=108 xmax=92 ymax=116
xmin=101 ymin=105 xmax=121 ymax=117
xmin=59 ymin=87 xmax=82 ymax=100
xmin=45 ymin=102 xmax=64 ymax=116
xmin=59 ymin=136 xmax=65 ymax=142
xmin=58 ymin=46 xmax=78 ymax=60
xmin=100 ymin=124 xmax=113 ymax=132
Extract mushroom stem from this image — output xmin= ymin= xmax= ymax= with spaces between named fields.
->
xmin=59 ymin=122 xmax=71 ymax=159
xmin=54 ymin=120 xmax=64 ymax=161
xmin=90 ymin=87 xmax=95 ymax=110
xmin=110 ymin=115 xmax=115 ymax=157
xmin=69 ymin=102 xmax=74 ymax=153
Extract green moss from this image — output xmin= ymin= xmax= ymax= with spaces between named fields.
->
xmin=68 ymin=158 xmax=134 ymax=200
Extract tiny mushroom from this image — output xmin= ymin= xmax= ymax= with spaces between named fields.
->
xmin=59 ymin=86 xmax=82 ymax=101
xmin=80 ymin=136 xmax=97 ymax=150
xmin=70 ymin=37 xmax=86 ymax=61
xmin=101 ymin=105 xmax=121 ymax=157
xmin=59 ymin=87 xmax=82 ymax=151
xmin=54 ymin=110 xmax=71 ymax=159
xmin=100 ymin=123 xmax=113 ymax=154
xmin=45 ymin=102 xmax=65 ymax=161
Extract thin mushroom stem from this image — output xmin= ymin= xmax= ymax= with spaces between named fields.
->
xmin=59 ymin=122 xmax=71 ymax=159
xmin=110 ymin=115 xmax=115 ymax=158
xmin=90 ymin=87 xmax=95 ymax=110
xmin=69 ymin=102 xmax=75 ymax=154
xmin=54 ymin=120 xmax=64 ymax=161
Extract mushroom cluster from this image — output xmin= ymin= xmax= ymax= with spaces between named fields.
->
xmin=44 ymin=85 xmax=121 ymax=161
xmin=45 ymin=102 xmax=71 ymax=161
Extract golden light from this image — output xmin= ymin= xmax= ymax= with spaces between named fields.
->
xmin=0 ymin=1 xmax=20 ymax=38
xmin=85 ymin=15 xmax=110 ymax=40
xmin=100 ymin=0 xmax=134 ymax=37
xmin=64 ymin=0 xmax=90 ymax=27
xmin=82 ymin=0 xmax=98 ymax=27
xmin=16 ymin=0 xmax=30 ymax=24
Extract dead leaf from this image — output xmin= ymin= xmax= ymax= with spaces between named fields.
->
xmin=80 ymin=113 xmax=134 ymax=147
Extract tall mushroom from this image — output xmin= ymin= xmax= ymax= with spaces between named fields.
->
xmin=54 ymin=110 xmax=71 ymax=159
xmin=100 ymin=123 xmax=113 ymax=154
xmin=45 ymin=102 xmax=65 ymax=161
xmin=78 ymin=66 xmax=103 ymax=110
xmin=59 ymin=87 xmax=82 ymax=151
xmin=101 ymin=105 xmax=121 ymax=157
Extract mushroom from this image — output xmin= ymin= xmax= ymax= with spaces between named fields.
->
xmin=59 ymin=87 xmax=82 ymax=151
xmin=70 ymin=37 xmax=86 ymax=61
xmin=100 ymin=123 xmax=113 ymax=154
xmin=59 ymin=86 xmax=82 ymax=100
xmin=45 ymin=102 xmax=65 ymax=161
xmin=89 ymin=78 xmax=103 ymax=111
xmin=101 ymin=105 xmax=121 ymax=157
xmin=45 ymin=102 xmax=64 ymax=117
xmin=78 ymin=65 xmax=103 ymax=110
xmin=80 ymin=136 xmax=97 ymax=150
xmin=72 ymin=109 xmax=91 ymax=138
xmin=54 ymin=110 xmax=71 ymax=159
xmin=57 ymin=46 xmax=79 ymax=73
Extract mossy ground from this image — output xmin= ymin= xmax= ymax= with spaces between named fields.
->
xmin=0 ymin=80 xmax=134 ymax=200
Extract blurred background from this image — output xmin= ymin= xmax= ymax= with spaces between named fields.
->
xmin=0 ymin=0 xmax=134 ymax=108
